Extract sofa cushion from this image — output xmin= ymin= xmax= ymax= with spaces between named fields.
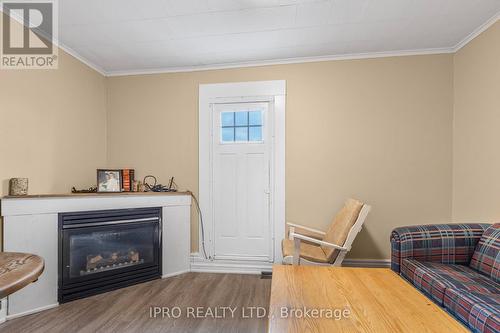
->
xmin=470 ymin=223 xmax=500 ymax=283
xmin=444 ymin=288 xmax=500 ymax=333
xmin=401 ymin=259 xmax=499 ymax=305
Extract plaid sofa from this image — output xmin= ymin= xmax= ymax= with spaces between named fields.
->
xmin=391 ymin=223 xmax=499 ymax=333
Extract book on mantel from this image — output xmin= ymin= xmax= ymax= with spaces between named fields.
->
xmin=122 ymin=169 xmax=135 ymax=192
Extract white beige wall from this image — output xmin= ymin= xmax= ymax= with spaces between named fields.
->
xmin=0 ymin=49 xmax=107 ymax=196
xmin=3 ymin=18 xmax=496 ymax=260
xmin=107 ymin=54 xmax=454 ymax=259
xmin=453 ymin=21 xmax=500 ymax=221
xmin=0 ymin=9 xmax=107 ymax=197
xmin=0 ymin=45 xmax=107 ymax=249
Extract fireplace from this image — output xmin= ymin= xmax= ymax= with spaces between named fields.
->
xmin=58 ymin=207 xmax=162 ymax=303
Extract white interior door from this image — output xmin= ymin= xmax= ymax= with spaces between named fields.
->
xmin=212 ymin=102 xmax=273 ymax=261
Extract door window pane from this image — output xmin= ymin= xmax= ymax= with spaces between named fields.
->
xmin=249 ymin=111 xmax=262 ymax=126
xmin=235 ymin=112 xmax=248 ymax=126
xmin=235 ymin=127 xmax=248 ymax=141
xmin=249 ymin=126 xmax=262 ymax=141
xmin=220 ymin=110 xmax=263 ymax=143
xmin=221 ymin=127 xmax=234 ymax=142
xmin=221 ymin=112 xmax=234 ymax=127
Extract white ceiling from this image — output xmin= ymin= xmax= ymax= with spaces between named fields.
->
xmin=58 ymin=0 xmax=500 ymax=75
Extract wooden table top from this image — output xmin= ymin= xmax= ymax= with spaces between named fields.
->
xmin=268 ymin=265 xmax=468 ymax=333
xmin=0 ymin=252 xmax=44 ymax=298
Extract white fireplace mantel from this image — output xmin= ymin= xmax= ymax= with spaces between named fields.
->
xmin=1 ymin=192 xmax=192 ymax=320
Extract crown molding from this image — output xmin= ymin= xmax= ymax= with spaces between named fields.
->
xmin=452 ymin=10 xmax=500 ymax=52
xmin=56 ymin=42 xmax=107 ymax=76
xmin=2 ymin=5 xmax=499 ymax=77
xmin=105 ymin=47 xmax=455 ymax=77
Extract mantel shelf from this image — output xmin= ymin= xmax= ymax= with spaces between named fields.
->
xmin=2 ymin=191 xmax=190 ymax=200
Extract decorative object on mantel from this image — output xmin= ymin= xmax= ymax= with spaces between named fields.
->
xmin=0 ymin=252 xmax=44 ymax=299
xmin=121 ymin=169 xmax=135 ymax=192
xmin=97 ymin=169 xmax=123 ymax=193
xmin=143 ymin=175 xmax=178 ymax=192
xmin=132 ymin=180 xmax=141 ymax=192
xmin=9 ymin=178 xmax=28 ymax=196
xmin=71 ymin=186 xmax=97 ymax=193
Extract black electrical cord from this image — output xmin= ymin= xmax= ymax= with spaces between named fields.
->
xmin=144 ymin=175 xmax=177 ymax=192
xmin=186 ymin=190 xmax=208 ymax=260
xmin=142 ymin=176 xmax=206 ymax=259
xmin=143 ymin=175 xmax=157 ymax=191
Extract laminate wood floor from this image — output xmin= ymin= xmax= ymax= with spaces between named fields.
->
xmin=1 ymin=273 xmax=271 ymax=333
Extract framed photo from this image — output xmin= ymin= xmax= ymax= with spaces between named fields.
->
xmin=97 ymin=169 xmax=123 ymax=193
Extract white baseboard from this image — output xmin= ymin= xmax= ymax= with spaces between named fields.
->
xmin=190 ymin=253 xmax=391 ymax=272
xmin=190 ymin=253 xmax=273 ymax=274
xmin=6 ymin=303 xmax=59 ymax=321
xmin=162 ymin=270 xmax=190 ymax=279
xmin=342 ymin=259 xmax=391 ymax=268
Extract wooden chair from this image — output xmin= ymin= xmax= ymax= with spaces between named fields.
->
xmin=282 ymin=199 xmax=371 ymax=266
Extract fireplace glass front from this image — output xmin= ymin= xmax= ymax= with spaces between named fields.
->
xmin=66 ymin=223 xmax=156 ymax=279
xmin=59 ymin=208 xmax=161 ymax=302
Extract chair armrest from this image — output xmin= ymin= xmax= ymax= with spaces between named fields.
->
xmin=290 ymin=232 xmax=347 ymax=251
xmin=390 ymin=223 xmax=490 ymax=273
xmin=286 ymin=222 xmax=325 ymax=241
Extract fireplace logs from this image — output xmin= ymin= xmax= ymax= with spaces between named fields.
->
xmin=85 ymin=250 xmax=141 ymax=273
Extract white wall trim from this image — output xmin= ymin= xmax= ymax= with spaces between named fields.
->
xmin=5 ymin=303 xmax=58 ymax=321
xmin=191 ymin=253 xmax=391 ymax=272
xmin=162 ymin=270 xmax=190 ymax=279
xmin=199 ymin=81 xmax=286 ymax=265
xmin=56 ymin=42 xmax=107 ymax=76
xmin=341 ymin=259 xmax=391 ymax=268
xmin=453 ymin=11 xmax=500 ymax=52
xmin=190 ymin=253 xmax=272 ymax=274
xmin=105 ymin=47 xmax=454 ymax=77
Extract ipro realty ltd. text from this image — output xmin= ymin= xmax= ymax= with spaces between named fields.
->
xmin=149 ymin=306 xmax=351 ymax=320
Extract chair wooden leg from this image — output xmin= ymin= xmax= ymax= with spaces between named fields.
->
xmin=293 ymin=238 xmax=300 ymax=265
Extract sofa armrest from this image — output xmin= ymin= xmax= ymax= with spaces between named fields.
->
xmin=390 ymin=223 xmax=490 ymax=273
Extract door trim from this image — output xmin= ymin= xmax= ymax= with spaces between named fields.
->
xmin=199 ymin=80 xmax=286 ymax=264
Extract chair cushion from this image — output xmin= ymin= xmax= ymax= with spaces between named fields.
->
xmin=401 ymin=259 xmax=499 ymax=305
xmin=470 ymin=223 xmax=500 ymax=283
xmin=444 ymin=288 xmax=500 ymax=333
xmin=282 ymin=239 xmax=329 ymax=264
xmin=321 ymin=199 xmax=363 ymax=262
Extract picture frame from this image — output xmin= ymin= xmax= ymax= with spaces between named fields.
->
xmin=97 ymin=169 xmax=123 ymax=193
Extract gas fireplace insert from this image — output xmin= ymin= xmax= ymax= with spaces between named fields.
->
xmin=58 ymin=207 xmax=162 ymax=303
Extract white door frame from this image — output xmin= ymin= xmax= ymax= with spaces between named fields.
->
xmin=199 ymin=80 xmax=286 ymax=265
